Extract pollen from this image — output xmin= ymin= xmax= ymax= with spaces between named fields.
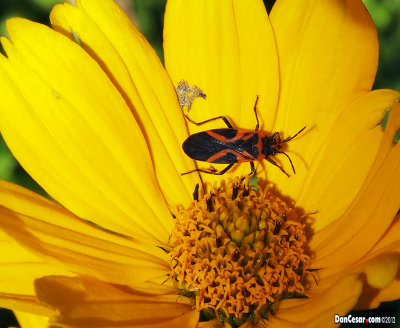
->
xmin=169 ymin=179 xmax=314 ymax=326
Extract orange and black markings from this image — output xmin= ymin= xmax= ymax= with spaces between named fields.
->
xmin=181 ymin=96 xmax=306 ymax=177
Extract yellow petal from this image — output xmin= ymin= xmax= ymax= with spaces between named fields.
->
xmin=0 ymin=296 xmax=52 ymax=320
xmin=358 ymin=276 xmax=400 ymax=310
xmin=365 ymin=214 xmax=400 ymax=257
xmin=0 ymin=18 xmax=173 ymax=243
xmin=323 ymin=217 xmax=400 ymax=310
xmin=0 ymin=228 xmax=62 ymax=316
xmin=269 ymin=273 xmax=362 ymax=327
xmin=35 ymin=275 xmax=199 ymax=328
xmin=270 ymin=0 xmax=377 ymax=135
xmin=267 ymin=0 xmax=378 ymax=186
xmin=0 ymin=180 xmax=169 ymax=286
xmin=198 ymin=320 xmax=219 ymax=328
xmin=14 ymin=312 xmax=49 ymax=328
xmin=353 ymin=215 xmax=400 ymax=309
xmin=50 ymin=0 xmax=198 ymax=204
xmin=300 ymin=90 xmax=400 ymax=230
xmin=164 ymin=0 xmax=279 ymax=182
xmin=311 ymin=98 xmax=400 ymax=268
xmin=363 ymin=255 xmax=398 ymax=290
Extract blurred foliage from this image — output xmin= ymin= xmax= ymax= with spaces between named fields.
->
xmin=364 ymin=0 xmax=400 ymax=91
xmin=0 ymin=0 xmax=399 ymax=327
xmin=0 ymin=0 xmax=61 ymax=36
xmin=131 ymin=0 xmax=166 ymax=58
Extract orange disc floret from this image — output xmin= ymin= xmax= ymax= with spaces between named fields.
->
xmin=169 ymin=179 xmax=315 ymax=326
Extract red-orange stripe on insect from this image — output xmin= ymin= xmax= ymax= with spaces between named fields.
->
xmin=206 ymin=130 xmax=254 ymax=144
xmin=207 ymin=149 xmax=255 ymax=163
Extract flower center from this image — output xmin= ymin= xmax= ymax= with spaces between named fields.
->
xmin=169 ymin=179 xmax=314 ymax=327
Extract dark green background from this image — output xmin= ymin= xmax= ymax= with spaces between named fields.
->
xmin=0 ymin=0 xmax=399 ymax=327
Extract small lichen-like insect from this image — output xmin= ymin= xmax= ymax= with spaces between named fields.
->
xmin=175 ymin=80 xmax=206 ymax=112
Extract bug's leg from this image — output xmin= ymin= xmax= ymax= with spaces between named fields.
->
xmin=181 ymin=168 xmax=211 ymax=176
xmin=265 ymin=157 xmax=290 ymax=177
xmin=218 ymin=163 xmax=235 ymax=175
xmin=193 ymin=183 xmax=199 ymax=201
xmin=184 ymin=115 xmax=234 ymax=129
xmin=253 ymin=95 xmax=260 ymax=131
xmin=249 ymin=162 xmax=256 ymax=175
xmin=181 ymin=163 xmax=235 ymax=176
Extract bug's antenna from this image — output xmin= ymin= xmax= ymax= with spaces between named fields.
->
xmin=282 ymin=126 xmax=306 ymax=143
xmin=278 ymin=151 xmax=296 ymax=174
xmin=276 ymin=163 xmax=290 ymax=177
xmin=265 ymin=156 xmax=290 ymax=177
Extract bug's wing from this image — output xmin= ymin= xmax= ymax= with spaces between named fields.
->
xmin=182 ymin=130 xmax=233 ymax=162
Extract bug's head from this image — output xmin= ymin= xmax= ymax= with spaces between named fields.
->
xmin=262 ymin=135 xmax=282 ymax=157
xmin=262 ymin=127 xmax=307 ymax=175
xmin=268 ymin=127 xmax=307 ymax=153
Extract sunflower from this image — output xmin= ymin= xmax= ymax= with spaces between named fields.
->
xmin=0 ymin=0 xmax=399 ymax=327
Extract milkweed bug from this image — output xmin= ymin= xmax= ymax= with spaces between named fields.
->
xmin=181 ymin=96 xmax=306 ymax=177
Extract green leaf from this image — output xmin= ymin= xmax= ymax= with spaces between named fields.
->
xmin=394 ymin=129 xmax=400 ymax=144
xmin=249 ymin=171 xmax=258 ymax=190
xmin=380 ymin=108 xmax=391 ymax=131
